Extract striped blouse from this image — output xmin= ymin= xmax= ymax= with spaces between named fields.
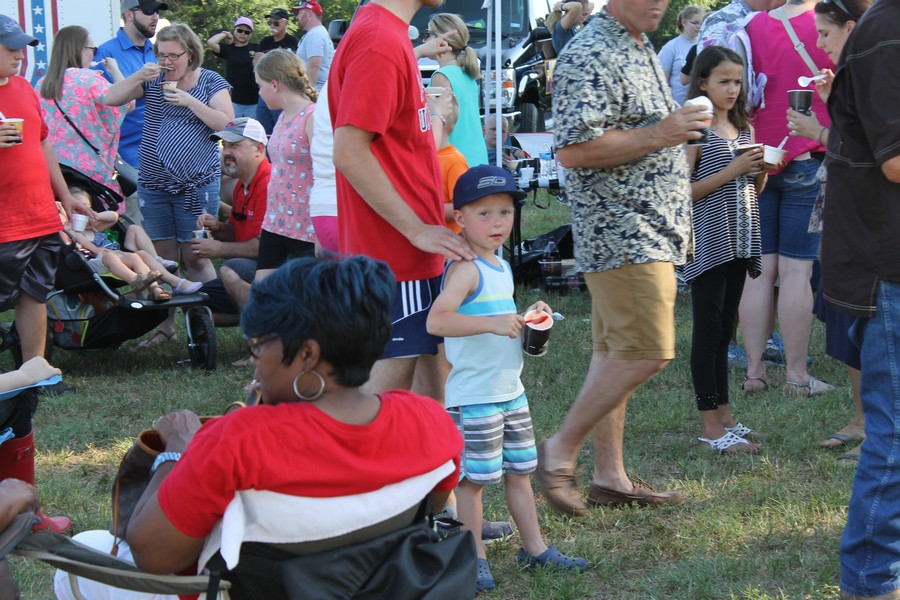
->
xmin=138 ymin=69 xmax=230 ymax=215
xmin=684 ymin=128 xmax=762 ymax=282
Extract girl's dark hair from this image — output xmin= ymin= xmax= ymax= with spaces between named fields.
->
xmin=40 ymin=25 xmax=89 ymax=100
xmin=814 ymin=0 xmax=870 ymax=27
xmin=240 ymin=255 xmax=395 ymax=387
xmin=686 ymin=46 xmax=750 ymax=131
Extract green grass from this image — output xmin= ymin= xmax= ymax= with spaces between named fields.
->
xmin=4 ymin=190 xmax=854 ymax=598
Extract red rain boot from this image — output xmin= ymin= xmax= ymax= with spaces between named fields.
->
xmin=0 ymin=429 xmax=72 ymax=533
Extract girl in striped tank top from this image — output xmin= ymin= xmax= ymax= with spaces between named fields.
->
xmin=684 ymin=47 xmax=768 ymax=454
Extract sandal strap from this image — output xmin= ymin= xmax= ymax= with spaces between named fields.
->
xmin=699 ymin=431 xmax=750 ymax=453
xmin=726 ymin=423 xmax=753 ymax=438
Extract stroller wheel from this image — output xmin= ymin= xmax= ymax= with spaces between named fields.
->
xmin=186 ymin=308 xmax=217 ymax=371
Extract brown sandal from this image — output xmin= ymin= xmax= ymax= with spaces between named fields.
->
xmin=149 ymin=284 xmax=171 ymax=302
xmin=130 ymin=271 xmax=163 ymax=297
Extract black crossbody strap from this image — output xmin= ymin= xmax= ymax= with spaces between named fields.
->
xmin=53 ymin=97 xmax=101 ymax=155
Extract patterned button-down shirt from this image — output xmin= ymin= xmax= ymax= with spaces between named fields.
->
xmin=553 ymin=10 xmax=692 ymax=273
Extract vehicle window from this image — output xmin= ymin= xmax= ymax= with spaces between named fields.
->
xmin=410 ymin=0 xmax=533 ymax=46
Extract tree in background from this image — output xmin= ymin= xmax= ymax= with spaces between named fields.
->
xmin=648 ymin=0 xmax=725 ymax=49
xmin=164 ymin=0 xmax=357 ymax=71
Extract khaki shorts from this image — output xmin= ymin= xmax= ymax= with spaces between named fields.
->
xmin=584 ymin=261 xmax=676 ymax=360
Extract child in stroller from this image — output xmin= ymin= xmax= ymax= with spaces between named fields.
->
xmin=60 ymin=190 xmax=203 ymax=302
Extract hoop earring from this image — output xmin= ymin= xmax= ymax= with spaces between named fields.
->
xmin=292 ymin=369 xmax=326 ymax=401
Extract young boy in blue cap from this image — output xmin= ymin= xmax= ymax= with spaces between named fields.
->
xmin=427 ymin=165 xmax=587 ymax=591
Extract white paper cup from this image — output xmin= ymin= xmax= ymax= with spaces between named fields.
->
xmin=71 ymin=214 xmax=89 ymax=232
xmin=193 ymin=229 xmax=210 ymax=239
xmin=1 ymin=118 xmax=23 ymax=144
xmin=161 ymin=81 xmax=177 ymax=93
xmin=763 ymin=145 xmax=787 ymax=166
xmin=519 ymin=166 xmax=534 ymax=183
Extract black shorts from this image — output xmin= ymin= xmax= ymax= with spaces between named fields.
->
xmin=256 ymin=230 xmax=316 ymax=271
xmin=0 ymin=234 xmax=62 ymax=311
xmin=200 ymin=258 xmax=257 ymax=315
xmin=382 ymin=276 xmax=443 ymax=359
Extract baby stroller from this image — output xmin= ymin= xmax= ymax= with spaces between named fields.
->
xmin=0 ymin=168 xmax=218 ymax=371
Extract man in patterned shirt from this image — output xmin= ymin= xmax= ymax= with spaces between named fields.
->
xmin=535 ymin=0 xmax=711 ymax=516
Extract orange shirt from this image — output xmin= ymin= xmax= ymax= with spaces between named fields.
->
xmin=438 ymin=144 xmax=468 ymax=234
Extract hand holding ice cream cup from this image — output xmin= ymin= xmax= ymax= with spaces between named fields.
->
xmin=0 ymin=117 xmax=24 ymax=146
xmin=523 ymin=304 xmax=554 ymax=357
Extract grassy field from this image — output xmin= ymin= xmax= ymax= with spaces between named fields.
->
xmin=3 ymin=191 xmax=855 ymax=599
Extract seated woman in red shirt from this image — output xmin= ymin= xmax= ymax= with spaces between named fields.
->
xmin=127 ymin=255 xmax=462 ymax=575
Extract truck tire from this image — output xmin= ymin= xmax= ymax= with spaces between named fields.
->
xmin=519 ymin=103 xmax=545 ymax=133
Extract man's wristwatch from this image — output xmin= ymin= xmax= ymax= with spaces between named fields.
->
xmin=150 ymin=452 xmax=182 ymax=475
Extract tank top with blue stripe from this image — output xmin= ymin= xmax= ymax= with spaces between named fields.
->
xmin=443 ymin=257 xmax=525 ymax=409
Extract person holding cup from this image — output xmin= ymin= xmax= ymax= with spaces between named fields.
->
xmin=739 ymin=0 xmax=835 ymax=397
xmin=0 ymin=15 xmax=91 ymax=366
xmin=105 ymin=22 xmax=233 ymax=287
xmin=786 ymin=0 xmax=870 ymax=460
xmin=427 ymin=165 xmax=586 ymax=591
xmin=683 ymin=47 xmax=767 ymax=453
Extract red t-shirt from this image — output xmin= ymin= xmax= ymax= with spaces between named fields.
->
xmin=328 ymin=4 xmax=444 ymax=282
xmin=158 ymin=390 xmax=462 ymax=539
xmin=229 ymin=158 xmax=270 ymax=242
xmin=0 ymin=76 xmax=61 ymax=244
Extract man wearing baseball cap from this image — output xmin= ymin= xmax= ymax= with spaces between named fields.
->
xmin=95 ymin=0 xmax=169 ymax=226
xmin=192 ymin=118 xmax=271 ymax=324
xmin=254 ymin=8 xmax=299 ymax=134
xmin=292 ymin=0 xmax=333 ymax=92
xmin=207 ymin=17 xmax=260 ymax=119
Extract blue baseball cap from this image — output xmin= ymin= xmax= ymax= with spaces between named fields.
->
xmin=0 ymin=15 xmax=38 ymax=50
xmin=453 ymin=165 xmax=526 ymax=210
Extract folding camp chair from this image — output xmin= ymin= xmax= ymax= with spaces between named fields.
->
xmin=11 ymin=527 xmax=231 ymax=600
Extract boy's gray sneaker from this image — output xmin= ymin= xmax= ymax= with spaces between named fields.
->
xmin=482 ymin=520 xmax=515 ymax=545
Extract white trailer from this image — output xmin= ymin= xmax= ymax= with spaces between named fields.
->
xmin=0 ymin=0 xmax=120 ymax=84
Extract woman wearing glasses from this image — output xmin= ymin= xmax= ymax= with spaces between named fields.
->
xmin=207 ymin=17 xmax=261 ymax=119
xmin=106 ymin=22 xmax=233 ymax=291
xmin=54 ymin=256 xmax=463 ymax=599
xmin=36 ymin=25 xmax=129 ymax=200
xmin=785 ymin=0 xmax=870 ymax=461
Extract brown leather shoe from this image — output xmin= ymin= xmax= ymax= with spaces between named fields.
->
xmin=587 ymin=476 xmax=684 ymax=508
xmin=535 ymin=441 xmax=588 ymax=517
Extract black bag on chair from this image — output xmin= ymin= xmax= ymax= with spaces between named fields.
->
xmin=205 ymin=499 xmax=478 ymax=600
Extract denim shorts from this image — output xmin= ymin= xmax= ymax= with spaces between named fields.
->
xmin=138 ymin=181 xmax=219 ymax=243
xmin=758 ymin=158 xmax=821 ymax=259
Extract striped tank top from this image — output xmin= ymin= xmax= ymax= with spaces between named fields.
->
xmin=684 ymin=128 xmax=762 ymax=282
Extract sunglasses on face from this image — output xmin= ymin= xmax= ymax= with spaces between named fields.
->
xmin=422 ymin=30 xmax=438 ymax=41
xmin=132 ymin=7 xmax=159 ymax=16
xmin=84 ymin=46 xmax=98 ymax=57
xmin=267 ymin=19 xmax=283 ymax=25
xmin=235 ymin=28 xmax=252 ymax=35
xmin=245 ymin=333 xmax=279 ymax=358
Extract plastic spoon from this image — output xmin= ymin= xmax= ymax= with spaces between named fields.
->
xmin=777 ymin=136 xmax=789 ymax=149
xmin=798 ymin=74 xmax=826 ymax=87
